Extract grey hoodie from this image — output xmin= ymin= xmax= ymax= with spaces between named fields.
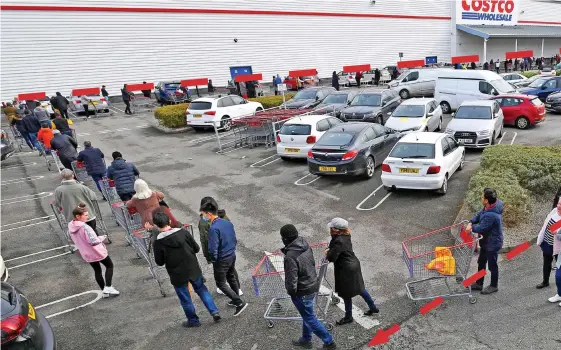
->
xmin=34 ymin=107 xmax=50 ymax=123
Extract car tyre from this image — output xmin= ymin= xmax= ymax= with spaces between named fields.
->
xmin=377 ymin=115 xmax=384 ymax=125
xmin=221 ymin=116 xmax=232 ymax=131
xmin=384 ymin=185 xmax=394 ymax=192
xmin=280 ymin=156 xmax=291 ymax=161
xmin=363 ymin=156 xmax=375 ymax=179
xmin=437 ymin=117 xmax=443 ymax=131
xmin=515 ymin=116 xmax=529 ymax=129
xmin=440 ymin=101 xmax=451 ymax=114
xmin=256 ymin=107 xmax=263 ymax=113
xmin=399 ymin=89 xmax=410 ymax=99
xmin=458 ymin=152 xmax=465 ymax=171
xmin=498 ymin=126 xmax=503 ymax=138
xmin=437 ymin=175 xmax=448 ymax=195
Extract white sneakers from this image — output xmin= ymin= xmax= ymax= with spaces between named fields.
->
xmin=103 ymin=286 xmax=120 ymax=296
xmin=216 ymin=288 xmax=243 ymax=296
xmin=547 ymin=294 xmax=561 ymax=306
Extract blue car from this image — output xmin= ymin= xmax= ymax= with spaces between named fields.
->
xmin=154 ymin=81 xmax=189 ymax=104
xmin=518 ymin=76 xmax=561 ymax=102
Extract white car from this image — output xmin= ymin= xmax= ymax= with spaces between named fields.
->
xmin=500 ymin=72 xmax=528 ymax=86
xmin=538 ymin=67 xmax=557 ymax=76
xmin=381 ymin=132 xmax=465 ymax=195
xmin=385 ymin=98 xmax=443 ymax=133
xmin=276 ymin=114 xmax=343 ymax=159
xmin=186 ymin=95 xmax=263 ymax=131
xmin=0 ymin=255 xmax=8 ymax=281
xmin=69 ymin=94 xmax=110 ymax=115
xmin=338 ymin=72 xmax=357 ymax=87
xmin=445 ymin=100 xmax=504 ymax=148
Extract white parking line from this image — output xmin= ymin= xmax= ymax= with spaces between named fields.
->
xmin=110 ymin=106 xmax=125 ymax=113
xmin=1 ymin=162 xmax=37 ymax=169
xmin=4 ymin=245 xmax=71 ymax=262
xmin=98 ymin=130 xmax=112 ymax=134
xmin=497 ymin=131 xmax=507 ymax=144
xmin=0 ymin=218 xmax=56 ymax=232
xmin=250 ymin=154 xmax=281 ymax=168
xmin=216 ymin=144 xmax=249 ymax=154
xmin=8 ymin=251 xmax=72 ymax=269
xmin=510 ymin=131 xmax=517 ymax=145
xmin=1 ymin=215 xmax=54 ymax=228
xmin=1 ymin=176 xmax=44 ymax=185
xmin=0 ymin=192 xmax=53 ymax=205
xmin=294 ymin=173 xmax=321 ymax=186
xmin=356 ymin=184 xmax=392 ymax=211
xmin=77 ymin=133 xmax=91 ymax=136
xmin=136 ymin=124 xmax=150 ymax=128
xmin=35 ymin=290 xmax=104 ymax=319
xmin=116 ymin=127 xmax=131 ymax=132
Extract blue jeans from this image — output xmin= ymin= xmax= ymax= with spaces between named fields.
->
xmin=174 ymin=275 xmax=219 ymax=326
xmin=19 ymin=131 xmax=34 ymax=149
xmin=344 ymin=290 xmax=376 ymax=319
xmin=291 ymin=294 xmax=334 ymax=344
xmin=477 ymin=248 xmax=499 ymax=287
xmin=556 ymin=264 xmax=561 ymax=296
xmin=28 ymin=132 xmax=42 ymax=151
xmin=91 ymin=173 xmax=105 ymax=193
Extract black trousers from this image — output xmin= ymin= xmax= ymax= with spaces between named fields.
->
xmin=356 ymin=78 xmax=361 ymax=87
xmin=60 ymin=108 xmax=69 ymax=119
xmin=118 ymin=192 xmax=134 ymax=202
xmin=124 ymin=100 xmax=131 ymax=114
xmin=90 ymin=256 xmax=114 ymax=289
xmin=83 ymin=104 xmax=89 ymax=116
xmin=60 ymin=157 xmax=74 ymax=170
xmin=212 ymin=255 xmax=242 ymax=305
xmin=541 ymin=243 xmax=559 ymax=284
xmin=476 ymin=248 xmax=499 ymax=287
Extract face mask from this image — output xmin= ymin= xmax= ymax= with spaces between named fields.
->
xmin=202 ymin=216 xmax=210 ymax=223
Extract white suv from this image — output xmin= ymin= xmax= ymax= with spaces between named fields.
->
xmin=186 ymin=95 xmax=263 ymax=131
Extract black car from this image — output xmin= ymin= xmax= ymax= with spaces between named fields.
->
xmin=312 ymin=90 xmax=358 ymax=118
xmin=282 ymin=87 xmax=335 ymax=109
xmin=307 ymin=122 xmax=401 ymax=179
xmin=339 ymin=89 xmax=401 ymax=124
xmin=545 ymin=90 xmax=561 ymax=113
xmin=1 ymin=282 xmax=56 ymax=349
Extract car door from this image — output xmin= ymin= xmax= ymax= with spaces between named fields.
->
xmin=218 ymin=96 xmax=236 ymax=118
xmin=371 ymin=123 xmax=393 ymax=162
xmin=402 ymin=71 xmax=421 ymax=96
xmin=445 ymin=136 xmax=462 ymax=175
xmin=425 ymin=101 xmax=437 ymax=131
xmin=440 ymin=137 xmax=454 ymax=174
xmin=360 ymin=126 xmax=380 ymax=163
xmin=492 ymin=101 xmax=503 ymax=134
xmin=497 ymin=97 xmax=518 ymax=125
xmin=230 ymin=95 xmax=250 ymax=117
xmin=538 ymin=78 xmax=557 ymax=101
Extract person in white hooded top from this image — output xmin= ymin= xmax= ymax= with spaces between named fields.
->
xmin=537 ymin=197 xmax=561 ymax=290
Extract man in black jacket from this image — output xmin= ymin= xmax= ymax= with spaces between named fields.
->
xmin=20 ymin=110 xmax=42 ymax=153
xmin=50 ymin=130 xmax=78 ymax=170
xmin=55 ymin=92 xmax=70 ymax=119
xmin=152 ymin=212 xmax=221 ymax=328
xmin=281 ymin=224 xmax=336 ymax=349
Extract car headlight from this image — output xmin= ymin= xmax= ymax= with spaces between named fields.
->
xmin=390 ymin=82 xmax=399 ymax=88
xmin=445 ymin=128 xmax=454 ymax=134
xmin=477 ymin=129 xmax=491 ymax=136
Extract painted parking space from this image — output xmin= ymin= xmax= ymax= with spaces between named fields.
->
xmin=0 ymin=192 xmax=53 ymax=205
xmin=35 ymin=290 xmax=105 ymax=319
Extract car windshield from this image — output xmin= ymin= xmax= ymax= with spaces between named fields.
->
xmin=528 ymin=78 xmax=549 ymax=88
xmin=321 ymin=94 xmax=347 ymax=104
xmin=389 ymin=143 xmax=435 ymax=159
xmin=392 ymin=105 xmax=425 ymax=118
xmin=455 ymin=106 xmax=492 ymax=119
xmin=165 ymin=83 xmax=181 ymax=90
xmin=396 ymin=71 xmax=408 ymax=80
xmin=350 ymin=94 xmax=381 ymax=106
xmin=188 ymin=101 xmax=212 ymax=110
xmin=279 ymin=124 xmax=311 ymax=135
xmin=293 ymin=89 xmax=317 ymax=100
xmin=490 ymin=79 xmax=515 ymax=93
xmin=316 ymin=132 xmax=355 ymax=146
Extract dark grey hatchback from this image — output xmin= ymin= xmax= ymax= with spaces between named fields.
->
xmin=1 ymin=282 xmax=56 ymax=349
xmin=307 ymin=122 xmax=401 ymax=179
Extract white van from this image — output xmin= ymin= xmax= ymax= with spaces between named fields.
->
xmin=434 ymin=70 xmax=516 ymax=113
xmin=389 ymin=68 xmax=453 ymax=99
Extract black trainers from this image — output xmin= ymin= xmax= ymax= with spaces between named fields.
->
xmin=336 ymin=316 xmax=354 ymax=325
xmin=323 ymin=342 xmax=337 ymax=349
xmin=182 ymin=321 xmax=201 ymax=328
xmin=212 ymin=314 xmax=221 ymax=323
xmin=536 ymin=282 xmax=550 ymax=289
xmin=291 ymin=339 xmax=313 ymax=349
xmin=481 ymin=286 xmax=498 ymax=295
xmin=227 ymin=300 xmax=237 ymax=307
xmin=364 ymin=306 xmax=380 ymax=316
xmin=471 ymin=284 xmax=483 ymax=291
xmin=233 ymin=302 xmax=248 ymax=317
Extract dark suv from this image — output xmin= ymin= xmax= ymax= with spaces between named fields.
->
xmin=282 ymin=87 xmax=336 ymax=109
xmin=339 ymin=89 xmax=401 ymax=124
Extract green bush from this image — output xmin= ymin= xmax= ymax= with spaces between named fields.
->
xmin=465 ymin=145 xmax=561 ymax=227
xmin=249 ymin=94 xmax=294 ymax=109
xmin=521 ymin=71 xmax=538 ymax=78
xmin=154 ymin=103 xmax=188 ymax=128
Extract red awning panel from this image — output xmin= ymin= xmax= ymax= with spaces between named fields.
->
xmin=343 ymin=64 xmax=371 ymax=73
xmin=234 ymin=73 xmax=263 ymax=83
xmin=17 ymin=92 xmax=46 ymax=101
xmin=505 ymin=50 xmax=533 ymax=60
xmin=126 ymin=83 xmax=154 ymax=91
xmin=288 ymin=69 xmax=317 ymax=77
xmin=397 ymin=60 xmax=425 ymax=69
xmin=451 ymin=55 xmax=480 ymax=64
xmin=71 ymin=87 xmax=101 ymax=96
xmin=180 ymin=78 xmax=208 ymax=87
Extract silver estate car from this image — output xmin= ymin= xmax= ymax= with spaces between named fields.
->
xmin=445 ymin=100 xmax=504 ymax=148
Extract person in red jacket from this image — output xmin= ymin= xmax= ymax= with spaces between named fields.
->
xmin=37 ymin=122 xmax=54 ymax=154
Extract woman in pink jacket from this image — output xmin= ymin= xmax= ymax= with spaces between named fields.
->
xmin=69 ymin=204 xmax=119 ymax=296
xmin=536 ymin=197 xmax=561 ymax=290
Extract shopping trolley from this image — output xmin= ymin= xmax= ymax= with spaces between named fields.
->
xmin=50 ymin=201 xmax=72 ymax=249
xmin=9 ymin=125 xmax=24 ymax=152
xmin=401 ymin=220 xmax=479 ymax=304
xmin=50 ymin=151 xmax=64 ymax=173
xmin=251 ymin=243 xmax=338 ymax=329
xmin=71 ymin=160 xmax=92 ymax=183
xmin=130 ymin=95 xmax=155 ymax=114
xmin=99 ymin=178 xmax=121 ymax=205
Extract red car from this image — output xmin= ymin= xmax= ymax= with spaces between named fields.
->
xmin=490 ymin=94 xmax=546 ymax=129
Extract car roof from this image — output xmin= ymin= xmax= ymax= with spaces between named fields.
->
xmin=400 ymin=98 xmax=434 ymax=106
xmin=399 ymin=132 xmax=444 ymax=143
xmin=285 ymin=114 xmax=332 ymax=125
xmin=493 ymin=93 xmax=534 ymax=99
xmin=459 ymin=100 xmax=496 ymax=107
xmin=191 ymin=97 xmax=216 ymax=103
xmin=330 ymin=122 xmax=371 ymax=133
xmin=356 ymin=89 xmax=384 ymax=95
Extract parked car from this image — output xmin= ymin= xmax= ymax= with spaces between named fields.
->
xmin=185 ymin=95 xmax=263 ymax=131
xmin=385 ymin=98 xmax=443 ymax=132
xmin=445 ymin=100 xmax=504 ymax=148
xmin=337 ymin=72 xmax=357 ymax=87
xmin=1 ymin=130 xmax=15 ymax=161
xmin=68 ymin=94 xmax=110 ymax=115
xmin=388 ymin=68 xmax=453 ymax=99
xmin=490 ymin=94 xmax=546 ymax=129
xmin=312 ymin=90 xmax=358 ymax=118
xmin=276 ymin=114 xmax=343 ymax=160
xmin=154 ymin=81 xmax=189 ymax=104
xmin=500 ymin=72 xmax=528 ymax=86
xmin=339 ymin=89 xmax=401 ymax=124
xmin=538 ymin=66 xmax=557 ymax=76
xmin=545 ymin=90 xmax=561 ymax=113
xmin=283 ymin=76 xmax=319 ymax=90
xmin=0 ymin=255 xmax=7 ymax=281
xmin=1 ymin=281 xmax=56 ymax=349
xmin=435 ymin=70 xmax=516 ymax=113
xmin=281 ymin=87 xmax=335 ymax=109
xmin=518 ymin=76 xmax=561 ymax=102
xmin=307 ymin=122 xmax=401 ymax=179
xmin=514 ymin=74 xmax=540 ymax=88
xmin=381 ymin=132 xmax=465 ymax=195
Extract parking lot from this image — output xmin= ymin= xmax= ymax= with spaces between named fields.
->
xmin=2 ymin=96 xmax=561 ymax=349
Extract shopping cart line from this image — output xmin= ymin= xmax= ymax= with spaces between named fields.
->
xmin=35 ymin=290 xmax=104 ymax=319
xmin=356 ymin=184 xmax=391 ymax=211
xmin=1 ymin=162 xmax=38 ymax=169
xmin=1 ymin=175 xmax=45 ymax=185
xmin=8 ymin=251 xmax=72 ymax=269
xmin=0 ymin=219 xmax=56 ymax=233
xmin=250 ymin=154 xmax=281 ymax=168
xmin=4 ymin=245 xmax=71 ymax=262
xmin=0 ymin=192 xmax=53 ymax=205
xmin=294 ymin=173 xmax=321 ymax=186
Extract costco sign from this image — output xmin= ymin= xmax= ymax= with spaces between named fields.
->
xmin=456 ymin=0 xmax=519 ymax=26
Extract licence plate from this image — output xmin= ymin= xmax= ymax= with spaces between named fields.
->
xmin=545 ymin=104 xmax=551 ymax=108
xmin=28 ymin=303 xmax=36 ymax=320
xmin=194 ymin=114 xmax=202 ymax=118
xmin=399 ymin=168 xmax=419 ymax=174
xmin=458 ymin=138 xmax=473 ymax=144
xmin=319 ymin=166 xmax=336 ymax=172
xmin=285 ymin=148 xmax=300 ymax=153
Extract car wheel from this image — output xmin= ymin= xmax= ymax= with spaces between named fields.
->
xmin=458 ymin=152 xmax=465 ymax=171
xmin=424 ymin=127 xmax=429 ymax=132
xmin=437 ymin=175 xmax=448 ymax=195
xmin=384 ymin=185 xmax=394 ymax=192
xmin=491 ymin=131 xmax=496 ymax=145
xmin=363 ymin=156 xmax=375 ymax=179
xmin=399 ymin=89 xmax=410 ymax=99
xmin=378 ymin=115 xmax=384 ymax=125
xmin=256 ymin=107 xmax=263 ymax=113
xmin=220 ymin=116 xmax=232 ymax=131
xmin=515 ymin=116 xmax=529 ymax=129
xmin=437 ymin=117 xmax=443 ymax=131
xmin=440 ymin=101 xmax=451 ymax=114
xmin=498 ymin=126 xmax=503 ymax=138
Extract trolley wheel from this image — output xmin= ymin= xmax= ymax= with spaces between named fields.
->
xmin=469 ymin=296 xmax=477 ymax=304
xmin=266 ymin=320 xmax=274 ymax=328
xmin=47 ymin=162 xmax=52 ymax=171
xmin=331 ymin=296 xmax=340 ymax=305
xmin=326 ymin=322 xmax=334 ymax=331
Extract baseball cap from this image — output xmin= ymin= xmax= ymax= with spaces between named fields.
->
xmin=327 ymin=218 xmax=348 ymax=230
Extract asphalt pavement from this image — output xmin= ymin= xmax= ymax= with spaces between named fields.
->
xmin=1 ymin=98 xmax=560 ymax=350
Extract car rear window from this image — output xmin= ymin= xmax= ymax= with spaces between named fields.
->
xmin=316 ymin=132 xmax=354 ymax=146
xmin=389 ymin=143 xmax=435 ymax=159
xmin=280 ymin=124 xmax=311 ymax=135
xmin=454 ymin=106 xmax=492 ymax=119
xmin=530 ymin=97 xmax=544 ymax=106
xmin=188 ymin=101 xmax=212 ymax=110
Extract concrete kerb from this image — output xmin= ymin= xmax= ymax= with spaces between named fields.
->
xmin=148 ymin=118 xmax=192 ymax=134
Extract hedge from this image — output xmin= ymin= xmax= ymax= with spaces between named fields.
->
xmin=154 ymin=103 xmax=188 ymax=129
xmin=521 ymin=70 xmax=561 ymax=78
xmin=465 ymin=145 xmax=561 ymax=227
xmin=249 ymin=94 xmax=294 ymax=109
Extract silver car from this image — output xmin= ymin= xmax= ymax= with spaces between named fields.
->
xmin=68 ymin=94 xmax=109 ymax=115
xmin=385 ymin=98 xmax=443 ymax=132
xmin=445 ymin=100 xmax=504 ymax=148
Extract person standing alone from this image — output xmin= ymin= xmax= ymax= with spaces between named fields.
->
xmin=121 ymin=84 xmax=132 ymax=115
xmin=536 ymin=197 xmax=561 ymax=289
xmin=81 ymin=95 xmax=91 ymax=118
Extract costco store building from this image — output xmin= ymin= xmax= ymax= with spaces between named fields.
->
xmin=1 ymin=0 xmax=561 ymax=100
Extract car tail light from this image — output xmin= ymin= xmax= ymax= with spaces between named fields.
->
xmin=1 ymin=314 xmax=28 ymax=344
xmin=276 ymin=134 xmax=281 ymax=143
xmin=306 ymin=136 xmax=316 ymax=144
xmin=204 ymin=111 xmax=216 ymax=115
xmin=349 ymin=76 xmax=354 ymax=79
xmin=381 ymin=163 xmax=391 ymax=172
xmin=342 ymin=149 xmax=359 ymax=160
xmin=427 ymin=165 xmax=441 ymax=174
xmin=75 ymin=100 xmax=81 ymax=104
xmin=307 ymin=150 xmax=313 ymax=158
xmin=100 ymin=98 xmax=106 ymax=102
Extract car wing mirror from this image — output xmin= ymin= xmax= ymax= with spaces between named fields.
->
xmin=451 ymin=112 xmax=456 ymax=118
xmin=427 ymin=112 xmax=433 ymax=117
xmin=381 ymin=101 xmax=387 ymax=106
